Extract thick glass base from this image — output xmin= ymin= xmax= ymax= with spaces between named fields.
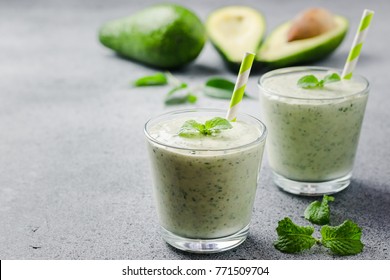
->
xmin=273 ymin=171 xmax=352 ymax=196
xmin=160 ymin=224 xmax=249 ymax=254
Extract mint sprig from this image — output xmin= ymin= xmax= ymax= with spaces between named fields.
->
xmin=178 ymin=117 xmax=232 ymax=137
xmin=297 ymin=73 xmax=341 ymax=89
xmin=304 ymin=195 xmax=334 ymax=225
xmin=274 ymin=196 xmax=364 ymax=256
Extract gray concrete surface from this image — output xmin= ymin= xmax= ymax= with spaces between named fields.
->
xmin=0 ymin=0 xmax=389 ymax=260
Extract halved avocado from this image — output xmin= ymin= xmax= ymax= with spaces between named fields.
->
xmin=206 ymin=6 xmax=266 ymax=71
xmin=256 ymin=15 xmax=348 ymax=69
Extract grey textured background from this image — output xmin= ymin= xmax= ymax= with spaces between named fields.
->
xmin=0 ymin=0 xmax=389 ymax=260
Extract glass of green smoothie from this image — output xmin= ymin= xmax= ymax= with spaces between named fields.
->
xmin=144 ymin=109 xmax=267 ymax=253
xmin=259 ymin=66 xmax=369 ymax=196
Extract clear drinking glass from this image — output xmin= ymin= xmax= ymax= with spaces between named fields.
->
xmin=144 ymin=109 xmax=267 ymax=253
xmin=259 ymin=66 xmax=369 ymax=196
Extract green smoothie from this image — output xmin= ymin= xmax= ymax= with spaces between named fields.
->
xmin=259 ymin=67 xmax=369 ymax=189
xmin=145 ymin=111 xmax=266 ymax=240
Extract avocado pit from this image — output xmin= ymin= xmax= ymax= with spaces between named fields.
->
xmin=287 ymin=8 xmax=336 ymax=42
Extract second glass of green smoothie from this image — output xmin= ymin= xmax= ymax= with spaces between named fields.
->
xmin=259 ymin=66 xmax=369 ymax=196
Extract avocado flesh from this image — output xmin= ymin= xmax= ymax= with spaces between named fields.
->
xmin=206 ymin=6 xmax=266 ymax=71
xmin=99 ymin=4 xmax=206 ymax=69
xmin=257 ymin=16 xmax=348 ymax=69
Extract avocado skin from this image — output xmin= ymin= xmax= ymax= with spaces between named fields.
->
xmin=221 ymin=28 xmax=347 ymax=72
xmin=99 ymin=4 xmax=206 ymax=69
xmin=257 ymin=30 xmax=347 ymax=69
xmin=257 ymin=17 xmax=348 ymax=70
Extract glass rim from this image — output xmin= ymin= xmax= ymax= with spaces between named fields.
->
xmin=258 ymin=66 xmax=370 ymax=101
xmin=144 ymin=108 xmax=267 ymax=152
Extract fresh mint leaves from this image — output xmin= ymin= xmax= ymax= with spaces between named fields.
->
xmin=323 ymin=73 xmax=341 ymax=84
xmin=274 ymin=217 xmax=317 ymax=253
xmin=133 ymin=72 xmax=168 ymax=86
xmin=133 ymin=72 xmax=196 ymax=105
xmin=178 ymin=117 xmax=232 ymax=137
xmin=321 ymin=220 xmax=364 ymax=256
xmin=297 ymin=72 xmax=341 ymax=89
xmin=204 ymin=77 xmax=250 ymax=99
xmin=164 ymin=82 xmax=197 ymax=105
xmin=165 ymin=93 xmax=197 ymax=105
xmin=297 ymin=75 xmax=319 ymax=88
xmin=304 ymin=195 xmax=334 ymax=225
xmin=274 ymin=196 xmax=364 ymax=256
xmin=133 ymin=73 xmax=251 ymax=104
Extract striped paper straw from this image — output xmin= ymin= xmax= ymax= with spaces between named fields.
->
xmin=226 ymin=52 xmax=255 ymax=121
xmin=342 ymin=9 xmax=374 ymax=79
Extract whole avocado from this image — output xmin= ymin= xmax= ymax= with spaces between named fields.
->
xmin=99 ymin=4 xmax=206 ymax=69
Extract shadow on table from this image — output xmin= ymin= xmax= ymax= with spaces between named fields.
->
xmin=111 ymin=53 xmax=225 ymax=76
xmin=332 ymin=179 xmax=390 ymax=224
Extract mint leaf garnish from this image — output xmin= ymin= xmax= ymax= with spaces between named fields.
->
xmin=297 ymin=75 xmax=319 ymax=89
xmin=133 ymin=72 xmax=168 ymax=86
xmin=178 ymin=120 xmax=205 ymax=137
xmin=297 ymin=73 xmax=341 ymax=89
xmin=321 ymin=220 xmax=364 ymax=256
xmin=178 ymin=117 xmax=232 ymax=137
xmin=204 ymin=117 xmax=232 ymax=134
xmin=274 ymin=217 xmax=317 ymax=253
xmin=323 ymin=73 xmax=341 ymax=84
xmin=304 ymin=195 xmax=334 ymax=225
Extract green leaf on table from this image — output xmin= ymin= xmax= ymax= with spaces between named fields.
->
xmin=165 ymin=93 xmax=196 ymax=105
xmin=164 ymin=81 xmax=197 ymax=105
xmin=186 ymin=94 xmax=197 ymax=104
xmin=178 ymin=117 xmax=232 ymax=137
xmin=166 ymin=83 xmax=188 ymax=96
xmin=274 ymin=217 xmax=317 ymax=253
xmin=204 ymin=78 xmax=235 ymax=99
xmin=165 ymin=83 xmax=197 ymax=105
xmin=132 ymin=72 xmax=197 ymax=105
xmin=304 ymin=195 xmax=334 ymax=225
xmin=203 ymin=77 xmax=249 ymax=99
xmin=133 ymin=72 xmax=168 ymax=87
xmin=320 ymin=220 xmax=364 ymax=256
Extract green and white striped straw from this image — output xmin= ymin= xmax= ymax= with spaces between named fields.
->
xmin=342 ymin=9 xmax=374 ymax=79
xmin=226 ymin=52 xmax=255 ymax=121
